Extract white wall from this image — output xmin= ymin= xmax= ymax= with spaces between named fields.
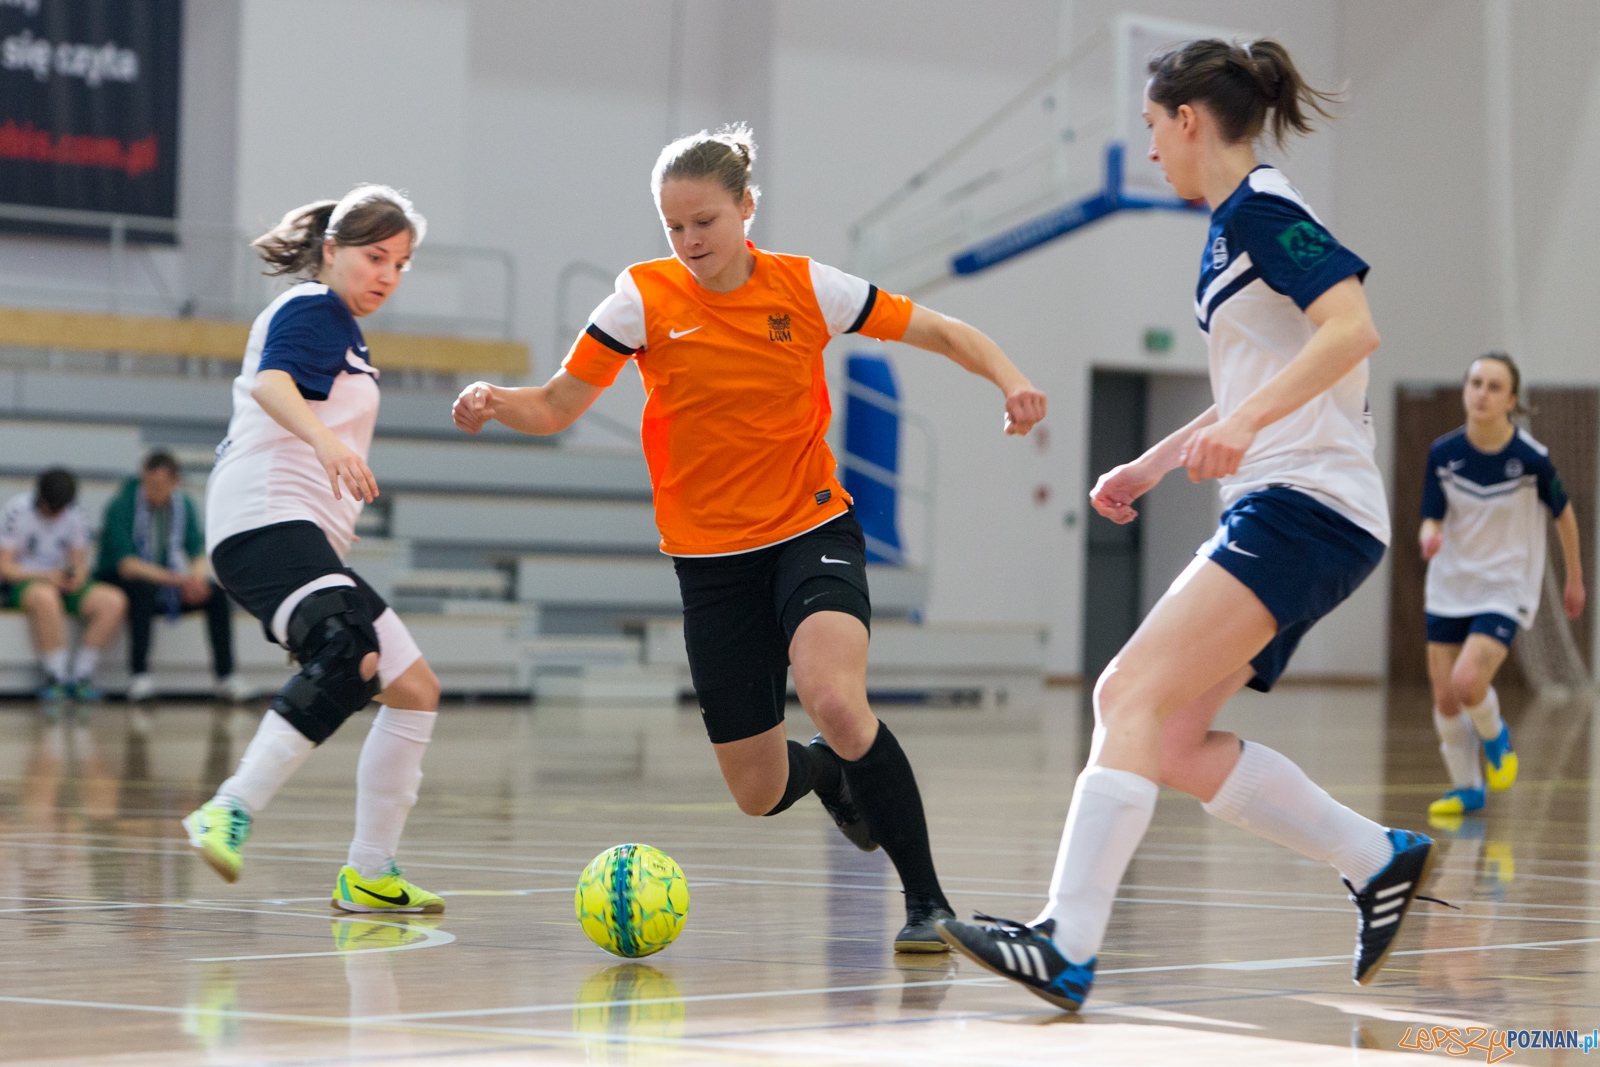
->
xmin=13 ymin=0 xmax=1599 ymax=678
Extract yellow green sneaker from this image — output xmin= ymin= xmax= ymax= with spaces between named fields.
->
xmin=331 ymin=861 xmax=444 ymax=914
xmin=182 ymin=800 xmax=252 ymax=883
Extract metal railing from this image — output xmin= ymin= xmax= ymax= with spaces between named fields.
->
xmin=840 ymin=377 xmax=939 ymax=570
xmin=0 ymin=202 xmax=519 ymax=340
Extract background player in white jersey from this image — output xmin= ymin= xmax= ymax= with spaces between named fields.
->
xmin=1420 ymin=353 xmax=1583 ymax=819
xmin=0 ymin=468 xmax=126 ymax=701
xmin=182 ymin=186 xmax=447 ymax=915
xmin=940 ymin=38 xmax=1436 ymax=1010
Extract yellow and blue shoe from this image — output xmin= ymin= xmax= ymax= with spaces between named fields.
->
xmin=1428 ymin=786 xmax=1485 ymax=818
xmin=181 ymin=799 xmax=251 ymax=883
xmin=331 ymin=861 xmax=444 ymax=914
xmin=1482 ymin=724 xmax=1518 ymax=791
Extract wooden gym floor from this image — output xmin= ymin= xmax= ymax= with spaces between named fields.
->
xmin=0 ymin=684 xmax=1595 ymax=1065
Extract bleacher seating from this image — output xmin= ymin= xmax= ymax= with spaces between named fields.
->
xmin=0 ymin=356 xmax=1049 ymax=704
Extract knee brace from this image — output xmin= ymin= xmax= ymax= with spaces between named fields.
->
xmin=272 ymin=588 xmax=381 ymax=744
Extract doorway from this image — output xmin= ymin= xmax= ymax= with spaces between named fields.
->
xmin=1081 ymin=369 xmax=1218 ymax=686
xmin=1388 ymin=382 xmax=1597 ymax=701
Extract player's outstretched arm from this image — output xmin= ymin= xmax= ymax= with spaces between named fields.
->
xmin=1555 ymin=505 xmax=1586 ymax=619
xmin=252 ymin=369 xmax=379 ymax=502
xmin=453 ymin=370 xmax=604 ymax=437
xmin=1183 ymin=275 xmax=1379 ymax=482
xmin=898 ymin=305 xmax=1046 ymax=436
xmin=1092 ymin=405 xmax=1218 ymax=525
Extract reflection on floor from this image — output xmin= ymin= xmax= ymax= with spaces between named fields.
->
xmin=0 ymin=685 xmax=1594 ymax=1065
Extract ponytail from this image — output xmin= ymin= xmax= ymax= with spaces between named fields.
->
xmin=1147 ymin=38 xmax=1340 ymax=148
xmin=251 ymin=200 xmax=337 ymax=279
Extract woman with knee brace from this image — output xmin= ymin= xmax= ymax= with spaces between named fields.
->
xmin=183 ymin=186 xmax=446 ymax=914
xmin=453 ymin=124 xmax=1046 ymax=950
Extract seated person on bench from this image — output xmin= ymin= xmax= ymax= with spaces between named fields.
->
xmin=97 ymin=451 xmax=253 ymax=702
xmin=0 ymin=467 xmax=127 ymax=701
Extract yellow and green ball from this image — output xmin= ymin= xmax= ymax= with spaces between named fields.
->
xmin=575 ymin=843 xmax=690 ymax=958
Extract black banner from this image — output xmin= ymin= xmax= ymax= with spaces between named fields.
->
xmin=0 ymin=0 xmax=182 ymax=237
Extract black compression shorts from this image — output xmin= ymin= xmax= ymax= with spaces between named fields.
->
xmin=674 ymin=511 xmax=871 ymax=744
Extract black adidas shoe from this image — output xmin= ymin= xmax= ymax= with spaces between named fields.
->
xmin=937 ymin=914 xmax=1095 ymax=1011
xmin=1348 ymin=827 xmax=1435 ymax=985
xmin=808 ymin=734 xmax=877 ymax=852
xmin=894 ymin=893 xmax=955 ymax=953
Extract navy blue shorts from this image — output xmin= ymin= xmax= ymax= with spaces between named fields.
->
xmin=1201 ymin=487 xmax=1386 ymax=693
xmin=1425 ymin=612 xmax=1519 ymax=648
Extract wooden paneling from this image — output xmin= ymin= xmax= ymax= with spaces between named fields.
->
xmin=0 ymin=307 xmax=529 ymax=374
xmin=1389 ymin=382 xmax=1597 ymax=691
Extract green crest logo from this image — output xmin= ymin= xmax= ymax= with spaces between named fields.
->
xmin=1277 ymin=220 xmax=1337 ymax=269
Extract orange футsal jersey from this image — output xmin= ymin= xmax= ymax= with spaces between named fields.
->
xmin=562 ymin=246 xmax=913 ymax=556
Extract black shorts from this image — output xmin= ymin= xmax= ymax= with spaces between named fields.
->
xmin=675 ymin=512 xmax=871 ymax=744
xmin=211 ymin=520 xmax=388 ymax=638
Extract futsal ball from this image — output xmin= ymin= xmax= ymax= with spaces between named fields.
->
xmin=575 ymin=843 xmax=690 ymax=958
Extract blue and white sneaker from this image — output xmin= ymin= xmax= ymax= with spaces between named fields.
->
xmin=1482 ymin=724 xmax=1518 ymax=791
xmin=936 ymin=914 xmax=1095 ymax=1011
xmin=1346 ymin=828 xmax=1435 ymax=985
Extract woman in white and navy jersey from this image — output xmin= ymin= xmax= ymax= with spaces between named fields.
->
xmin=1420 ymin=353 xmax=1584 ymax=819
xmin=181 ymin=186 xmax=447 ymax=915
xmin=940 ymin=39 xmax=1437 ymax=1010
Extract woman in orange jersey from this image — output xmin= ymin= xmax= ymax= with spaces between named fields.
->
xmin=454 ymin=125 xmax=1046 ymax=951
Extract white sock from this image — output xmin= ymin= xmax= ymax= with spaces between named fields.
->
xmin=70 ymin=646 xmax=99 ymax=682
xmin=1029 ymin=766 xmax=1159 ymax=964
xmin=43 ymin=648 xmax=68 ymax=682
xmin=1433 ymin=708 xmax=1484 ymax=789
xmin=214 ymin=710 xmax=316 ymax=815
xmin=1462 ymin=686 xmax=1503 ymax=741
xmin=1202 ymin=741 xmax=1394 ymax=891
xmin=348 ymin=707 xmax=436 ymax=878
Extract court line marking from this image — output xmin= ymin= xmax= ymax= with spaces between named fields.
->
xmin=351 ymin=932 xmax=1600 ymax=1024
xmin=1290 ymin=994 xmax=1496 ymax=1030
xmin=0 ymin=896 xmax=457 ymax=962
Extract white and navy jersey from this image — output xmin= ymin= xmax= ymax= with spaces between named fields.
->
xmin=1423 ymin=427 xmax=1568 ymax=625
xmin=206 ymin=282 xmax=380 ymax=557
xmin=0 ymin=494 xmax=89 ymax=572
xmin=1195 ymin=166 xmax=1389 ymax=544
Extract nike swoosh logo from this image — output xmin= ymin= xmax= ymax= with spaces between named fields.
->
xmin=803 ymin=592 xmax=830 ymax=605
xmin=1224 ymin=540 xmax=1258 ymax=558
xmin=668 ymin=326 xmax=701 ymax=339
xmin=356 ymin=885 xmax=411 ymax=906
xmin=820 ymin=555 xmax=851 ymax=565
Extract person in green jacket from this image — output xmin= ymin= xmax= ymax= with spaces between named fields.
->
xmin=97 ymin=451 xmax=251 ymax=702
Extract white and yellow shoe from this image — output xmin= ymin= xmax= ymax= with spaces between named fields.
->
xmin=182 ymin=800 xmax=252 ymax=883
xmin=331 ymin=862 xmax=444 ymax=914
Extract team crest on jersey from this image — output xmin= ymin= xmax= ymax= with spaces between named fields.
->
xmin=1505 ymin=457 xmax=1524 ymax=479
xmin=1210 ymin=236 xmax=1228 ymax=270
xmin=768 ymin=314 xmax=792 ymax=342
xmin=1277 ymin=220 xmax=1337 ymax=269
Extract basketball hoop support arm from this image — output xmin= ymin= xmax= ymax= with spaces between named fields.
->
xmin=948 ymin=143 xmax=1205 ymax=277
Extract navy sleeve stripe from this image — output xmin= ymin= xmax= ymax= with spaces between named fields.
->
xmin=845 ymin=285 xmax=879 ymax=335
xmin=1198 ymin=268 xmax=1261 ymax=331
xmin=586 ymin=322 xmax=638 ymax=355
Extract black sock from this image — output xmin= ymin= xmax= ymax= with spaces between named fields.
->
xmin=764 ymin=740 xmax=822 ymax=816
xmin=840 ymin=722 xmax=950 ymax=911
